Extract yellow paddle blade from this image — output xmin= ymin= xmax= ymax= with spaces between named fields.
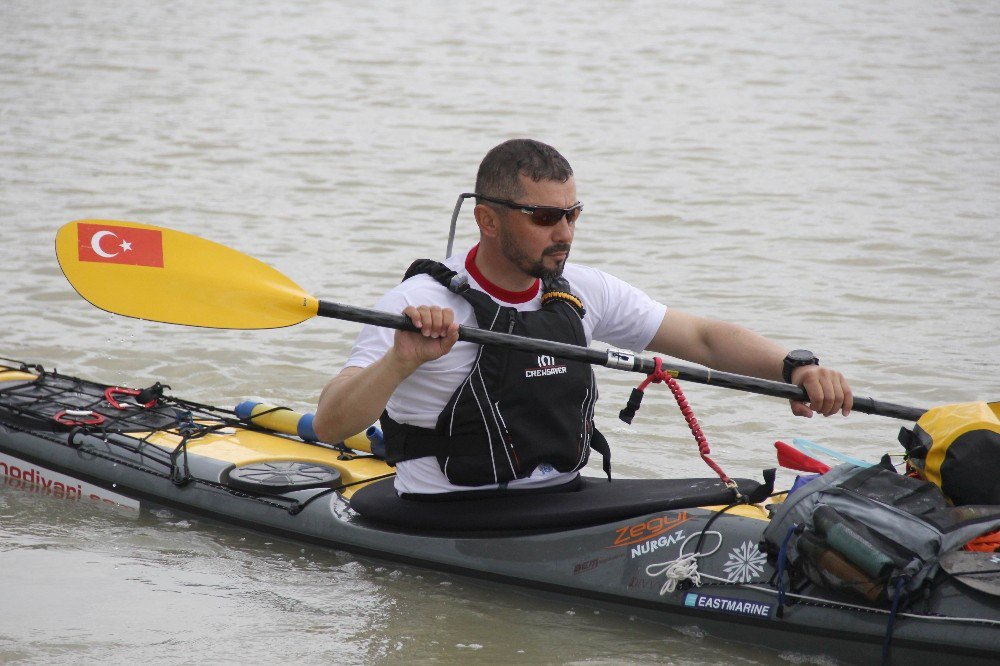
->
xmin=56 ymin=220 xmax=319 ymax=329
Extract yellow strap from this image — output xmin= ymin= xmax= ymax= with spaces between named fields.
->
xmin=541 ymin=290 xmax=585 ymax=314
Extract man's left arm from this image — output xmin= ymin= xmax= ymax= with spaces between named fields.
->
xmin=646 ymin=309 xmax=853 ymax=417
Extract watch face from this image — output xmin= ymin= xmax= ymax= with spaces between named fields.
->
xmin=788 ymin=349 xmax=815 ymax=364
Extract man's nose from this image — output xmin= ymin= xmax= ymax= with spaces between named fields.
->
xmin=551 ymin=216 xmax=574 ymax=242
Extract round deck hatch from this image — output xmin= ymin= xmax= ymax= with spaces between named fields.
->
xmin=226 ymin=461 xmax=342 ymax=494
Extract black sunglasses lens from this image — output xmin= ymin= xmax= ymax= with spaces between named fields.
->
xmin=531 ymin=209 xmax=565 ymax=226
xmin=529 ymin=205 xmax=582 ymax=226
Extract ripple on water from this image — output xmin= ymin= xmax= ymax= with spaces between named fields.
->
xmin=3 ymin=2 xmax=999 ymax=664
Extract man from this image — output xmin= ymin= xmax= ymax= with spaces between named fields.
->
xmin=314 ymin=139 xmax=852 ymax=495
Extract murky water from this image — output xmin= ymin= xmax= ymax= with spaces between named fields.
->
xmin=2 ymin=1 xmax=998 ymax=663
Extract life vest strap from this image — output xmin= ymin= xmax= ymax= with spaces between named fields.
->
xmin=380 ymin=411 xmax=490 ymax=463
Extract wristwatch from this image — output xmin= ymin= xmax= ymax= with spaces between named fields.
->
xmin=782 ymin=349 xmax=819 ymax=384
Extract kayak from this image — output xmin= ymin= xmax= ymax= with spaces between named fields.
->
xmin=2 ymin=359 xmax=998 ymax=665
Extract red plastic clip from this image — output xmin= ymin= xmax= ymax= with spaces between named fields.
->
xmin=54 ymin=409 xmax=106 ymax=426
xmin=104 ymin=387 xmax=157 ymax=410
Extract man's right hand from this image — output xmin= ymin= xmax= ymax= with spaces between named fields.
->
xmin=314 ymin=305 xmax=459 ymax=442
xmin=389 ymin=305 xmax=460 ymax=374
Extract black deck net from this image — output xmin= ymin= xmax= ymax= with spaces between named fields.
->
xmin=0 ymin=361 xmax=234 ymax=434
xmin=0 ymin=360 xmax=387 ymax=514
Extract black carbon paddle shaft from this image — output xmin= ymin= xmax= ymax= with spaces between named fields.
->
xmin=317 ymin=300 xmax=927 ymax=422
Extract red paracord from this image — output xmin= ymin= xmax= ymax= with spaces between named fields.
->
xmin=639 ymin=357 xmax=735 ymax=488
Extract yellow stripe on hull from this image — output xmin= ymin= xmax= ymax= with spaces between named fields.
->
xmin=140 ymin=428 xmax=393 ymax=498
xmin=0 ymin=370 xmax=39 ymax=382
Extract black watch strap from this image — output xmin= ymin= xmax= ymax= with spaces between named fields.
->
xmin=783 ymin=350 xmax=819 ymax=384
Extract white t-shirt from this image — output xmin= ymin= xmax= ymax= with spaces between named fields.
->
xmin=345 ymin=246 xmax=667 ymax=494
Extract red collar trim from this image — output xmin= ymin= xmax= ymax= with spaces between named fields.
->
xmin=465 ymin=244 xmax=539 ymax=304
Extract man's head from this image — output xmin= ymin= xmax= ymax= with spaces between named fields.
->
xmin=473 ymin=140 xmax=579 ymax=281
xmin=474 ymin=139 xmax=573 ymax=201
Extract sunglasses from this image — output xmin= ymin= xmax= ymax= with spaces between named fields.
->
xmin=457 ymin=192 xmax=584 ymax=226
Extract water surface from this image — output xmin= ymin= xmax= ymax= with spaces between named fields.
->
xmin=2 ymin=1 xmax=998 ymax=663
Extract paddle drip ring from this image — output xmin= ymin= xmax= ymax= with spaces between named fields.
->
xmin=619 ymin=357 xmax=736 ymax=490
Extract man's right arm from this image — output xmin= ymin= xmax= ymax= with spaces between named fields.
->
xmin=313 ymin=305 xmax=459 ymax=443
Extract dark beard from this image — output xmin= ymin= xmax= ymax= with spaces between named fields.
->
xmin=533 ymin=250 xmax=569 ymax=279
xmin=498 ymin=224 xmax=571 ymax=280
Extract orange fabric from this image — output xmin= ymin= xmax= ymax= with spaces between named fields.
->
xmin=964 ymin=531 xmax=1000 ymax=552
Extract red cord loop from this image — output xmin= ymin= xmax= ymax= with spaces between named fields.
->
xmin=635 ymin=357 xmax=735 ymax=488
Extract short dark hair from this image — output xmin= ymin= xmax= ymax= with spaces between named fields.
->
xmin=475 ymin=139 xmax=573 ymax=202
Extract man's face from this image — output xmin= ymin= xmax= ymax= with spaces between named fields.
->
xmin=496 ymin=174 xmax=578 ymax=279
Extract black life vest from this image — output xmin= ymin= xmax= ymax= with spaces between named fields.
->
xmin=381 ymin=259 xmax=611 ymax=488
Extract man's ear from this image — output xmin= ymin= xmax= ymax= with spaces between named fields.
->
xmin=474 ymin=204 xmax=500 ymax=238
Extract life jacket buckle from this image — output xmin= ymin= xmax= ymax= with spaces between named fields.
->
xmin=448 ymin=273 xmax=469 ymax=294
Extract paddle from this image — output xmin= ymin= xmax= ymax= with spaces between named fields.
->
xmin=55 ymin=219 xmax=928 ymax=422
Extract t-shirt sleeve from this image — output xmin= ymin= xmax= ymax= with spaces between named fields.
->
xmin=342 ymin=289 xmax=405 ymax=370
xmin=585 ymin=269 xmax=667 ymax=352
xmin=342 ymin=274 xmax=474 ymax=371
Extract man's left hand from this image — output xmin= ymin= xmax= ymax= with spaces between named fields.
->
xmin=789 ymin=365 xmax=853 ymax=417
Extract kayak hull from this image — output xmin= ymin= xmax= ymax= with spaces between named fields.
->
xmin=2 ymin=365 xmax=999 ymax=664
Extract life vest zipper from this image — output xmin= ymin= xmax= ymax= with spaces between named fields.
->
xmin=495 ymin=401 xmax=521 ymax=471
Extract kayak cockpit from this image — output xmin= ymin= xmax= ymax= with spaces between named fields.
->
xmin=349 ymin=473 xmax=772 ymax=532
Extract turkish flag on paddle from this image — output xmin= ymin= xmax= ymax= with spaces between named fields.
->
xmin=77 ymin=223 xmax=164 ymax=267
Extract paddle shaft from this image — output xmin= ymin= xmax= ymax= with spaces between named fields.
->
xmin=317 ymin=300 xmax=927 ymax=422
